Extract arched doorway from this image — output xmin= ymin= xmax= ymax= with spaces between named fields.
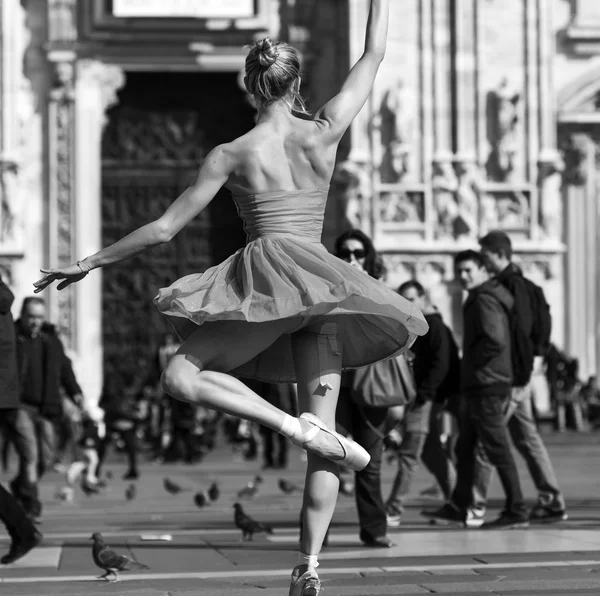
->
xmin=100 ymin=71 xmax=255 ymax=389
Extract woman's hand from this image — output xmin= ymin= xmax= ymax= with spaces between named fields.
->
xmin=33 ymin=264 xmax=88 ymax=293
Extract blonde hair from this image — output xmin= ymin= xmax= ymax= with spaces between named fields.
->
xmin=245 ymin=38 xmax=310 ymax=116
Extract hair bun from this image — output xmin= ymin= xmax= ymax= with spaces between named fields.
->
xmin=256 ymin=38 xmax=279 ymax=68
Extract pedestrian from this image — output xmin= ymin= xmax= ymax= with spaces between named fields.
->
xmin=334 ymin=228 xmax=395 ymax=548
xmin=385 ymin=279 xmax=459 ymax=527
xmin=260 ymin=383 xmax=297 ymax=469
xmin=424 ymin=250 xmax=529 ymax=529
xmin=33 ymin=0 xmax=429 ymax=591
xmin=11 ymin=297 xmax=83 ymax=518
xmin=479 ymin=230 xmax=567 ymax=522
xmin=0 ymin=274 xmax=42 ymax=564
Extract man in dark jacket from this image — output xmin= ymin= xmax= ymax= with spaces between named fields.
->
xmin=0 ymin=276 xmax=42 ymax=564
xmin=385 ymin=280 xmax=457 ymax=526
xmin=11 ymin=296 xmax=83 ymax=517
xmin=424 ymin=250 xmax=528 ymax=529
xmin=479 ymin=231 xmax=566 ymax=522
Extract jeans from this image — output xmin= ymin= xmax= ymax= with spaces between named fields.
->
xmin=12 ymin=407 xmax=56 ymax=482
xmin=386 ymin=401 xmax=456 ymax=513
xmin=452 ymin=394 xmax=526 ymax=516
xmin=0 ymin=410 xmax=43 ymax=519
xmin=336 ymin=390 xmax=388 ymax=541
xmin=472 ymin=383 xmax=565 ymax=510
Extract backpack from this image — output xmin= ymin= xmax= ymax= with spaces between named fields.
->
xmin=524 ymin=279 xmax=552 ymax=355
xmin=503 ymin=304 xmax=534 ymax=388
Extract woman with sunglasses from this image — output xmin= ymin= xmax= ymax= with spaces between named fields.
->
xmin=334 ymin=229 xmax=394 ymax=548
xmin=34 ymin=0 xmax=428 ymax=592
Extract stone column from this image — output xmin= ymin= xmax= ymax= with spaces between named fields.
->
xmin=47 ymin=52 xmax=77 ymax=347
xmin=74 ymin=60 xmax=125 ymax=404
xmin=561 ymin=132 xmax=596 ymax=377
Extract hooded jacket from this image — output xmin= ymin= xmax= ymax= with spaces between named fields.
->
xmin=461 ymin=279 xmax=514 ymax=397
xmin=14 ymin=319 xmax=82 ymax=419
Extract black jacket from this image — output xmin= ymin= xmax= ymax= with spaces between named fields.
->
xmin=0 ymin=276 xmax=20 ymax=409
xmin=461 ymin=280 xmax=513 ymax=398
xmin=411 ymin=312 xmax=452 ymax=404
xmin=14 ymin=319 xmax=82 ymax=419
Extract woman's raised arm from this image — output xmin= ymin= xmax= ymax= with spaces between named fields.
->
xmin=314 ymin=0 xmax=389 ymax=140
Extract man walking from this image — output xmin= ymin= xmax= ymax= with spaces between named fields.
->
xmin=385 ymin=280 xmax=458 ymax=527
xmin=478 ymin=230 xmax=567 ymax=522
xmin=11 ymin=297 xmax=83 ymax=518
xmin=424 ymin=250 xmax=529 ymax=529
xmin=0 ymin=275 xmax=42 ymax=564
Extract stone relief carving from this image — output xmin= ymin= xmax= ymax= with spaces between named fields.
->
xmin=0 ymin=160 xmax=18 ymax=244
xmin=378 ymin=80 xmax=416 ymax=183
xmin=331 ymin=159 xmax=370 ymax=229
xmin=102 ymin=108 xmax=207 ymax=163
xmin=558 ymin=132 xmax=588 ymax=186
xmin=48 ymin=0 xmax=77 ymax=42
xmin=486 ymin=78 xmax=521 ymax=182
xmin=77 ymin=60 xmax=126 ymax=129
xmin=49 ymin=60 xmax=76 ymax=347
xmin=453 ymin=160 xmax=483 ymax=240
xmin=380 ymin=190 xmax=424 ymax=225
xmin=538 ymin=151 xmax=564 ymax=241
xmin=432 ymin=160 xmax=459 ymax=239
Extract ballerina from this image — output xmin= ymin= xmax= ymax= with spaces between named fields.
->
xmin=34 ymin=1 xmax=427 ymax=593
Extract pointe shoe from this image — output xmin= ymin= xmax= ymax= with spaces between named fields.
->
xmin=289 ymin=565 xmax=321 ymax=596
xmin=297 ymin=412 xmax=370 ymax=472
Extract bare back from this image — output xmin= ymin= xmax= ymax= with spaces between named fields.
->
xmin=224 ymin=114 xmax=339 ymax=196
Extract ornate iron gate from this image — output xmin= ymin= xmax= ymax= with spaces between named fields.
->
xmin=101 ymin=73 xmax=252 ymax=390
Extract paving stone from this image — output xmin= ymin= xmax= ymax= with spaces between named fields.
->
xmin=421 ymin=577 xmax=600 ymax=592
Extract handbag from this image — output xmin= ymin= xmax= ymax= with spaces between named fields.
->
xmin=350 ymin=351 xmax=417 ymax=408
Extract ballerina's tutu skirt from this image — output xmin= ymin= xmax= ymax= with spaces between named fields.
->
xmin=154 ymin=235 xmax=428 ymax=383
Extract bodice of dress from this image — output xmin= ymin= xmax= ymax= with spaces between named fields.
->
xmin=232 ymin=187 xmax=329 ymax=243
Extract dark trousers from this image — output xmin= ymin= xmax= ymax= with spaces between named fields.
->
xmin=97 ymin=425 xmax=138 ymax=476
xmin=260 ymin=426 xmax=288 ymax=468
xmin=452 ymin=394 xmax=526 ymax=516
xmin=336 ymin=390 xmax=388 ymax=541
xmin=0 ymin=411 xmax=40 ymax=534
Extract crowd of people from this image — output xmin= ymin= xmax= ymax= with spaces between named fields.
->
xmin=0 ymin=0 xmax=593 ymax=593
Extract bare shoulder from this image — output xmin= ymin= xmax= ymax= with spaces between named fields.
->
xmin=202 ymin=143 xmax=239 ymax=171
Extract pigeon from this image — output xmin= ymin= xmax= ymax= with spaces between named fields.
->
xmin=233 ymin=503 xmax=273 ymax=541
xmin=278 ymin=478 xmax=301 ymax=495
xmin=163 ymin=478 xmax=187 ymax=495
xmin=194 ymin=491 xmax=209 ymax=508
xmin=125 ymin=484 xmax=136 ymax=501
xmin=208 ymin=481 xmax=220 ymax=502
xmin=91 ymin=532 xmax=149 ymax=582
xmin=237 ymin=475 xmax=263 ymax=499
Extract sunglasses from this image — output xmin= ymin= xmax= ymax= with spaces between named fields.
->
xmin=339 ymin=248 xmax=366 ymax=260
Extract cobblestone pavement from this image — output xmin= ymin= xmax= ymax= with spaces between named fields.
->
xmin=1 ymin=430 xmax=599 ymax=595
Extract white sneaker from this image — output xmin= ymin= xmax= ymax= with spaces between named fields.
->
xmin=464 ymin=507 xmax=485 ymax=528
xmin=386 ymin=513 xmax=402 ymax=528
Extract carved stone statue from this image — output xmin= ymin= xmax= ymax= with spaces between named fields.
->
xmin=432 ymin=160 xmax=459 ymax=239
xmin=379 ymin=80 xmax=415 ymax=182
xmin=50 ymin=61 xmax=75 ymax=102
xmin=454 ymin=161 xmax=483 ymax=240
xmin=0 ymin=160 xmax=18 ymax=243
xmin=486 ymin=78 xmax=520 ymax=182
xmin=559 ymin=133 xmax=588 ymax=186
xmin=332 ymin=159 xmax=370 ymax=229
xmin=48 ymin=0 xmax=77 ymax=42
xmin=538 ymin=152 xmax=564 ymax=241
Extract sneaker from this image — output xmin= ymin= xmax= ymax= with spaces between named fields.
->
xmin=421 ymin=503 xmax=465 ymax=525
xmin=386 ymin=508 xmax=402 ymax=528
xmin=464 ymin=507 xmax=485 ymax=528
xmin=529 ymin=503 xmax=568 ymax=524
xmin=481 ymin=511 xmax=529 ymax=529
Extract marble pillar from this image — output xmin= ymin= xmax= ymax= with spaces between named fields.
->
xmin=74 ymin=60 xmax=126 ymax=403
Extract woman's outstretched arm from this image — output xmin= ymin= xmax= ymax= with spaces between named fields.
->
xmin=34 ymin=145 xmax=235 ymax=293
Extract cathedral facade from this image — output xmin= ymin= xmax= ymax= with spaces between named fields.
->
xmin=0 ymin=0 xmax=597 ymax=401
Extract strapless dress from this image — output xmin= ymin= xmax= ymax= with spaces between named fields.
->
xmin=154 ymin=187 xmax=428 ymax=382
